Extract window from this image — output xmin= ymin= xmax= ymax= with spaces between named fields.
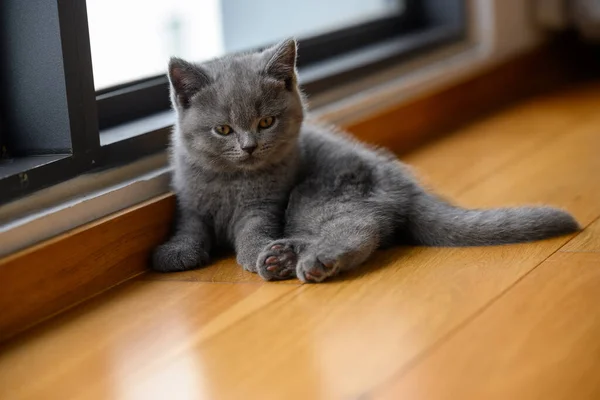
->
xmin=0 ymin=0 xmax=465 ymax=204
xmin=88 ymin=0 xmax=407 ymax=90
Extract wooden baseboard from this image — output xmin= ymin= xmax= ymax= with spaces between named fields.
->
xmin=0 ymin=40 xmax=581 ymax=342
xmin=0 ymin=194 xmax=175 ymax=342
xmin=346 ymin=43 xmax=576 ymax=153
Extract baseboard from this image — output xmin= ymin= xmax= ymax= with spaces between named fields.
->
xmin=0 ymin=40 xmax=579 ymax=342
xmin=0 ymin=194 xmax=175 ymax=342
xmin=345 ymin=41 xmax=576 ymax=153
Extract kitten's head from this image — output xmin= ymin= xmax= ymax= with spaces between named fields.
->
xmin=168 ymin=38 xmax=304 ymax=172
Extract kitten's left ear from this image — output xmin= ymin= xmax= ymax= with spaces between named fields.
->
xmin=262 ymin=38 xmax=297 ymax=89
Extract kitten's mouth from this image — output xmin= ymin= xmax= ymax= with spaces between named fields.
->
xmin=238 ymin=154 xmax=260 ymax=164
xmin=235 ymin=153 xmax=273 ymax=170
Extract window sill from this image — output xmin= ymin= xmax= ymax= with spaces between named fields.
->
xmin=100 ymin=111 xmax=173 ymax=147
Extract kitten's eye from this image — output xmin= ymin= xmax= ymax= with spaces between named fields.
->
xmin=258 ymin=116 xmax=275 ymax=129
xmin=214 ymin=125 xmax=232 ymax=135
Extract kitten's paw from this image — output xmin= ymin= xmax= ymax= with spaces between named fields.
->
xmin=296 ymin=253 xmax=340 ymax=283
xmin=257 ymin=240 xmax=298 ymax=281
xmin=152 ymin=237 xmax=209 ymax=272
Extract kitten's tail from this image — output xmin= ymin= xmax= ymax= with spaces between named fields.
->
xmin=407 ymin=191 xmax=580 ymax=246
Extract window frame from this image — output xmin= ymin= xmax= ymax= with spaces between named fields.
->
xmin=0 ymin=0 xmax=465 ymax=205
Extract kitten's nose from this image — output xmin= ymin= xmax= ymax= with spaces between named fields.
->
xmin=242 ymin=144 xmax=257 ymax=155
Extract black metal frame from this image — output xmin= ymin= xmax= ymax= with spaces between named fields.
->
xmin=0 ymin=0 xmax=465 ymax=205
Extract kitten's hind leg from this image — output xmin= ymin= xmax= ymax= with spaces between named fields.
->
xmin=296 ymin=215 xmax=381 ymax=283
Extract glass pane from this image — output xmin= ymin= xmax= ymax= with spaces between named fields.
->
xmin=86 ymin=0 xmax=405 ymax=90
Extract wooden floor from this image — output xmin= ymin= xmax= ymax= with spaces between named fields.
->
xmin=1 ymin=83 xmax=600 ymax=400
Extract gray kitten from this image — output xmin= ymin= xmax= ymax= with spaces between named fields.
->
xmin=152 ymin=38 xmax=579 ymax=283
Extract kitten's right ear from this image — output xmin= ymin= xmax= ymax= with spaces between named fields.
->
xmin=168 ymin=57 xmax=211 ymax=108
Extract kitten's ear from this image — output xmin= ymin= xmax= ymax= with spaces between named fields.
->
xmin=168 ymin=57 xmax=211 ymax=108
xmin=262 ymin=38 xmax=297 ymax=89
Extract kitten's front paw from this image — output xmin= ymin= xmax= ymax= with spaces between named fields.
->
xmin=256 ymin=240 xmax=298 ymax=281
xmin=152 ymin=237 xmax=209 ymax=272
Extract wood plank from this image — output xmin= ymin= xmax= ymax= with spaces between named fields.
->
xmin=404 ymin=83 xmax=600 ymax=197
xmin=453 ymin=120 xmax=600 ymax=224
xmin=0 ymin=242 xmax=571 ymax=400
xmin=139 ymin=244 xmax=574 ymax=400
xmin=0 ymin=194 xmax=175 ymax=342
xmin=374 ymin=252 xmax=600 ymax=400
xmin=561 ymin=217 xmax=600 ymax=252
xmin=0 ymin=279 xmax=295 ymax=400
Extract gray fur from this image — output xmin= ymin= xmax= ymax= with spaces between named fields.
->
xmin=153 ymin=38 xmax=580 ymax=283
